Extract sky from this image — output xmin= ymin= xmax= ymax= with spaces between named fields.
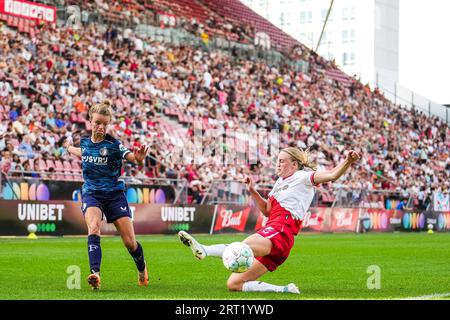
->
xmin=242 ymin=0 xmax=450 ymax=105
xmin=399 ymin=0 xmax=450 ymax=105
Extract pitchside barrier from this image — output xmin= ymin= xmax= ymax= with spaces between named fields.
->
xmin=1 ymin=177 xmax=449 ymax=236
xmin=1 ymin=200 xmax=449 ymax=236
xmin=0 ymin=177 xmax=182 ymax=203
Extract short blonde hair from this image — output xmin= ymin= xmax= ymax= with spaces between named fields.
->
xmin=281 ymin=147 xmax=317 ymax=171
xmin=88 ymin=100 xmax=113 ymax=120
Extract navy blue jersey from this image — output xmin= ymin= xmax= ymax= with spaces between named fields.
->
xmin=80 ymin=134 xmax=131 ymax=194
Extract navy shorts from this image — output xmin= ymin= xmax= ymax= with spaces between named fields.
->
xmin=81 ymin=191 xmax=131 ymax=223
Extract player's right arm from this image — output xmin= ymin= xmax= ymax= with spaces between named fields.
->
xmin=313 ymin=150 xmax=361 ymax=185
xmin=63 ymin=138 xmax=82 ymax=157
xmin=244 ymin=176 xmax=269 ymax=216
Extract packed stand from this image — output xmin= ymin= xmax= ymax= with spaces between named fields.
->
xmin=0 ymin=18 xmax=449 ymax=207
xmin=59 ymin=0 xmax=255 ymax=45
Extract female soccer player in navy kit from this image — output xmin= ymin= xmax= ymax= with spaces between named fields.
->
xmin=179 ymin=147 xmax=361 ymax=294
xmin=64 ymin=101 xmax=150 ymax=290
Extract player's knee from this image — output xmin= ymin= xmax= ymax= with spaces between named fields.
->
xmin=87 ymin=224 xmax=101 ymax=235
xmin=227 ymin=278 xmax=244 ymax=292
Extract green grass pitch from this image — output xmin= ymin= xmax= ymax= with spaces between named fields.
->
xmin=0 ymin=233 xmax=449 ymax=300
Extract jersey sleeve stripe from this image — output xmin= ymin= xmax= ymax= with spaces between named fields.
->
xmin=122 ymin=150 xmax=131 ymax=159
xmin=310 ymin=172 xmax=320 ymax=186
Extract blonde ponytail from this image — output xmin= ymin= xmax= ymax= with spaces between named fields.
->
xmin=282 ymin=147 xmax=317 ymax=171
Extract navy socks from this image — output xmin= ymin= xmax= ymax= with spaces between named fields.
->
xmin=129 ymin=241 xmax=146 ymax=272
xmin=88 ymin=236 xmax=145 ymax=273
xmin=87 ymin=234 xmax=102 ymax=273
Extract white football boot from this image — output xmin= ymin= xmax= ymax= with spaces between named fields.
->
xmin=284 ymin=283 xmax=301 ymax=294
xmin=178 ymin=231 xmax=207 ymax=260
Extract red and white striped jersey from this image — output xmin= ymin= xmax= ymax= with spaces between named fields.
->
xmin=268 ymin=170 xmax=317 ymax=221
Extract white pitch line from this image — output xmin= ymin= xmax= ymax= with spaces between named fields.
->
xmin=401 ymin=293 xmax=450 ymax=300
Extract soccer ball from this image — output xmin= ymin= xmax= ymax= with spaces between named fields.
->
xmin=27 ymin=224 xmax=37 ymax=233
xmin=222 ymin=242 xmax=254 ymax=273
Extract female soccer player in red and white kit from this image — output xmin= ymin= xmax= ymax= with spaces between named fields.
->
xmin=179 ymin=147 xmax=361 ymax=294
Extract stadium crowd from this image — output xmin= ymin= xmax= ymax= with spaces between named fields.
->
xmin=60 ymin=0 xmax=256 ymax=44
xmin=0 ymin=13 xmax=449 ymax=206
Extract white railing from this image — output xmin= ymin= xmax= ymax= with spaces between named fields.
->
xmin=376 ymin=72 xmax=449 ymax=125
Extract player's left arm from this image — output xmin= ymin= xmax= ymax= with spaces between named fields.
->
xmin=313 ymin=150 xmax=361 ymax=185
xmin=124 ymin=144 xmax=149 ymax=166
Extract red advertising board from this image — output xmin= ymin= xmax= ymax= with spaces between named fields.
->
xmin=329 ymin=208 xmax=359 ymax=233
xmin=213 ymin=205 xmax=251 ymax=233
xmin=0 ymin=0 xmax=56 ymax=23
xmin=301 ymin=207 xmax=329 ymax=233
xmin=254 ymin=207 xmax=353 ymax=233
xmin=1 ymin=199 xmax=449 ymax=236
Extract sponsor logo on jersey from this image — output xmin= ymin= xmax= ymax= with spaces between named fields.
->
xmin=272 ymin=184 xmax=289 ymax=196
xmin=119 ymin=144 xmax=128 ymax=153
xmin=82 ymin=155 xmax=109 ymax=164
xmin=261 ymin=226 xmax=275 ymax=234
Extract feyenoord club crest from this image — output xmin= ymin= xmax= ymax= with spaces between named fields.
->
xmin=99 ymin=147 xmax=108 ymax=156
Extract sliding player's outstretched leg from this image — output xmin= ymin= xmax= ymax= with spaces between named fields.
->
xmin=178 ymin=231 xmax=300 ymax=294
xmin=227 ymin=233 xmax=300 ymax=294
xmin=178 ymin=231 xmax=232 ymax=259
xmin=178 ymin=231 xmax=207 ymax=259
xmin=227 ymin=259 xmax=300 ymax=294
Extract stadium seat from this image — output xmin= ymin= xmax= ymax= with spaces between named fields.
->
xmin=46 ymin=159 xmax=56 ymax=171
xmin=77 ymin=114 xmax=86 ymax=123
xmin=63 ymin=160 xmax=73 ymax=172
xmin=55 ymin=104 xmax=62 ymax=113
xmin=70 ymin=112 xmax=78 ymax=123
xmin=70 ymin=160 xmax=82 ymax=172
xmin=54 ymin=160 xmax=67 ymax=180
xmin=40 ymin=96 xmax=49 ymax=105
xmin=28 ymin=159 xmax=35 ymax=171
xmin=54 ymin=160 xmax=64 ymax=171
xmin=88 ymin=60 xmax=95 ymax=73
xmin=37 ymin=159 xmax=47 ymax=171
